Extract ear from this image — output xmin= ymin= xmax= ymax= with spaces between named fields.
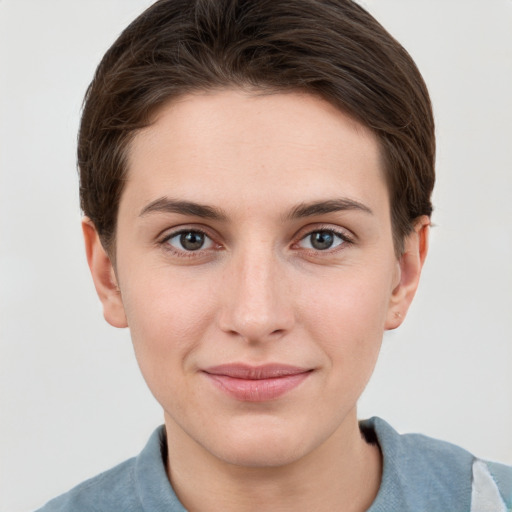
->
xmin=82 ymin=218 xmax=128 ymax=328
xmin=385 ymin=216 xmax=430 ymax=330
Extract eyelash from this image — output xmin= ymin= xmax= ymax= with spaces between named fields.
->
xmin=160 ymin=228 xmax=218 ymax=258
xmin=158 ymin=226 xmax=354 ymax=258
xmin=294 ymin=227 xmax=354 ymax=253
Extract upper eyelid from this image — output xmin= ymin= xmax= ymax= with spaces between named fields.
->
xmin=158 ymin=227 xmax=219 ymax=252
xmin=295 ymin=230 xmax=351 ymax=249
xmin=159 ymin=228 xmax=219 ymax=257
xmin=163 ymin=229 xmax=213 ymax=242
xmin=294 ymin=223 xmax=355 ymax=242
xmin=300 ymin=227 xmax=350 ymax=238
xmin=156 ymin=223 xmax=355 ymax=248
xmin=158 ymin=224 xmax=217 ymax=242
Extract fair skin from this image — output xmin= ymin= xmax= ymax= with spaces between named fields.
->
xmin=84 ymin=89 xmax=429 ymax=512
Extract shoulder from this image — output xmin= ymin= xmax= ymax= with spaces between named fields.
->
xmin=472 ymin=459 xmax=512 ymax=512
xmin=363 ymin=417 xmax=512 ymax=512
xmin=34 ymin=426 xmax=186 ymax=512
xmin=35 ymin=456 xmax=138 ymax=512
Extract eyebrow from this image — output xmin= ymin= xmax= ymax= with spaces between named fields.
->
xmin=287 ymin=198 xmax=373 ymax=219
xmin=139 ymin=196 xmax=373 ymax=221
xmin=139 ymin=197 xmax=228 ymax=221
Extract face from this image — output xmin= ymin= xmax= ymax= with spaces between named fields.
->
xmin=85 ymin=89 xmax=427 ymax=469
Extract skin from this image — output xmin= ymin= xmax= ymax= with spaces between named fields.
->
xmin=84 ymin=89 xmax=429 ymax=512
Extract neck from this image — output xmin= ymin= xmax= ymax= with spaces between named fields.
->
xmin=164 ymin=409 xmax=382 ymax=512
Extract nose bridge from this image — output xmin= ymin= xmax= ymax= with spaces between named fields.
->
xmin=219 ymin=241 xmax=292 ymax=341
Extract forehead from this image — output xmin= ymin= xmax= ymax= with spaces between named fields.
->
xmin=123 ymin=89 xmax=387 ymax=217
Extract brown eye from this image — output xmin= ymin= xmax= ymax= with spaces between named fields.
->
xmin=299 ymin=230 xmax=345 ymax=251
xmin=166 ymin=230 xmax=213 ymax=251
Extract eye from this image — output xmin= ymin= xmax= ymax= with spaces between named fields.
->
xmin=298 ymin=230 xmax=347 ymax=251
xmin=165 ymin=230 xmax=215 ymax=252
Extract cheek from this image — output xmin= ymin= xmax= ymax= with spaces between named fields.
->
xmin=303 ymin=260 xmax=392 ymax=314
xmin=119 ymin=267 xmax=218 ymax=382
xmin=298 ymin=264 xmax=393 ymax=363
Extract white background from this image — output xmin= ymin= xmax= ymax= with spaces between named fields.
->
xmin=1 ymin=1 xmax=511 ymax=510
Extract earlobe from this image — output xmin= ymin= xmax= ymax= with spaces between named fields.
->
xmin=82 ymin=218 xmax=128 ymax=328
xmin=385 ymin=216 xmax=430 ymax=330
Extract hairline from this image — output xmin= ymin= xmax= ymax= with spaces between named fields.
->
xmin=100 ymin=86 xmax=408 ymax=263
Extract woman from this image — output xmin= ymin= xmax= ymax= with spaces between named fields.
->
xmin=35 ymin=0 xmax=512 ymax=510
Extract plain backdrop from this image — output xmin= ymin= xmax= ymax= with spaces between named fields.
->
xmin=1 ymin=1 xmax=511 ymax=511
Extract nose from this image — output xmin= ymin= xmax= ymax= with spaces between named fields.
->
xmin=217 ymin=245 xmax=295 ymax=343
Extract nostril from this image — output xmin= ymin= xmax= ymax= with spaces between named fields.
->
xmin=216 ymin=267 xmax=295 ymax=341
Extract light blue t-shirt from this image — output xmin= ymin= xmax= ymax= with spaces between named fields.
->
xmin=36 ymin=417 xmax=512 ymax=511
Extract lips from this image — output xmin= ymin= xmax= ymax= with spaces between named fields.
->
xmin=202 ymin=364 xmax=312 ymax=402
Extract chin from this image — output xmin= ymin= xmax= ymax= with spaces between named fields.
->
xmin=202 ymin=417 xmax=321 ymax=468
xmin=214 ymin=437 xmax=308 ymax=468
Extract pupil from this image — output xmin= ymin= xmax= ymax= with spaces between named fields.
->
xmin=180 ymin=232 xmax=204 ymax=251
xmin=311 ymin=231 xmax=334 ymax=250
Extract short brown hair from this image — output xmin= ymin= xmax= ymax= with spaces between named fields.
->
xmin=78 ymin=0 xmax=435 ymax=255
